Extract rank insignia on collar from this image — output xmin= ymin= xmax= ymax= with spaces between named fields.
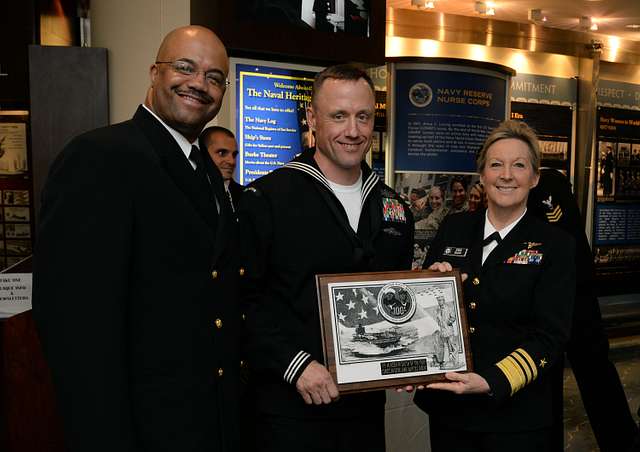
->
xmin=382 ymin=198 xmax=406 ymax=223
xmin=444 ymin=247 xmax=468 ymax=257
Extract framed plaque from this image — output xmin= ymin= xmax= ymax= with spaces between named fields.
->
xmin=316 ymin=270 xmax=472 ymax=393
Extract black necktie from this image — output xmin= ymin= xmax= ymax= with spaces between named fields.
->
xmin=482 ymin=231 xmax=502 ymax=247
xmin=189 ymin=145 xmax=208 ymax=184
xmin=188 ymin=145 xmax=219 ymax=229
xmin=226 ymin=189 xmax=235 ymax=212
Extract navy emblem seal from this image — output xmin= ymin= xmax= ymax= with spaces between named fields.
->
xmin=409 ymin=83 xmax=433 ymax=107
xmin=378 ymin=283 xmax=416 ymax=324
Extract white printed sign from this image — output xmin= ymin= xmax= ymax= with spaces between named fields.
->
xmin=0 ymin=273 xmax=32 ymax=318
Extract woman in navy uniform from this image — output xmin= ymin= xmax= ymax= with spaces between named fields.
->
xmin=414 ymin=120 xmax=576 ymax=452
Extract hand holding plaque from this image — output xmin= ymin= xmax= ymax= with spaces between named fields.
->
xmin=316 ymin=269 xmax=473 ymax=394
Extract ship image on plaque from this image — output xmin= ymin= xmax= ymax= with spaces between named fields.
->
xmin=316 ymin=270 xmax=472 ymax=393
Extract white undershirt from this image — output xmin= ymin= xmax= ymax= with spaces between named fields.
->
xmin=327 ymin=173 xmax=363 ymax=232
xmin=482 ymin=208 xmax=527 ymax=265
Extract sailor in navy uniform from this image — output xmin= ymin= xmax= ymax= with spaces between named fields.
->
xmin=415 ymin=121 xmax=576 ymax=452
xmin=238 ymin=65 xmax=413 ymax=452
xmin=528 ymin=168 xmax=639 ymax=452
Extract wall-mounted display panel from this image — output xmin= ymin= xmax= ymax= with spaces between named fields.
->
xmin=231 ymin=58 xmax=323 ymax=185
xmin=390 ymin=60 xmax=512 ymax=173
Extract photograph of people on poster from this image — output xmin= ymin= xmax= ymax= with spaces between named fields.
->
xmin=617 ymin=168 xmax=640 ymax=198
xmin=618 ymin=143 xmax=631 ymax=165
xmin=615 ymin=143 xmax=640 ymax=199
xmin=597 ymin=141 xmax=617 ymax=199
xmin=396 ymin=173 xmax=480 ymax=268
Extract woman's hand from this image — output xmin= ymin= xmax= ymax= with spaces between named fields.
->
xmin=427 ymin=261 xmax=452 ymax=273
xmin=427 ymin=261 xmax=468 ymax=282
xmin=426 ymin=372 xmax=490 ymax=394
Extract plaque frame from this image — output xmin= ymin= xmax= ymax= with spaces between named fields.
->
xmin=316 ymin=269 xmax=472 ymax=393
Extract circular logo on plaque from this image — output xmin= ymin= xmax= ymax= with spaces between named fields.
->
xmin=377 ymin=283 xmax=416 ymax=324
xmin=409 ymin=83 xmax=433 ymax=107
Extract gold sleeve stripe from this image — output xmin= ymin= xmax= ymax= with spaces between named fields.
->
xmin=510 ymin=352 xmax=533 ymax=383
xmin=496 ymin=348 xmax=540 ymax=396
xmin=513 ymin=351 xmax=535 ymax=382
xmin=496 ymin=357 xmax=526 ymax=395
xmin=496 ymin=361 xmax=519 ymax=396
xmin=506 ymin=355 xmax=528 ymax=385
xmin=514 ymin=348 xmax=538 ymax=380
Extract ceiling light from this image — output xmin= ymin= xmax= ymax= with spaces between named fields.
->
xmin=475 ymin=1 xmax=496 ymax=15
xmin=590 ymin=23 xmax=598 ymax=31
xmin=411 ymin=0 xmax=435 ymax=8
xmin=579 ymin=16 xmax=592 ymax=30
xmin=625 ymin=24 xmax=640 ymax=29
xmin=528 ymin=9 xmax=543 ymax=23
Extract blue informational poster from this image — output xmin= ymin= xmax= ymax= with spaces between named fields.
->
xmin=593 ymin=105 xmax=640 ymax=278
xmin=236 ymin=64 xmax=318 ymax=184
xmin=393 ymin=64 xmax=509 ymax=173
xmin=594 ymin=203 xmax=640 ymax=245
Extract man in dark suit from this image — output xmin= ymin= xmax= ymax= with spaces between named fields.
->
xmin=201 ymin=125 xmax=243 ymax=209
xmin=33 ymin=26 xmax=244 ymax=452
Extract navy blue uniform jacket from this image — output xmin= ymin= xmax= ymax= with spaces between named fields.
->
xmin=238 ymin=148 xmax=414 ymax=419
xmin=415 ymin=210 xmax=575 ymax=432
xmin=33 ymin=106 xmax=244 ymax=452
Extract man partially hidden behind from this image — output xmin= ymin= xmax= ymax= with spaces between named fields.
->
xmin=33 ymin=26 xmax=243 ymax=452
xmin=528 ymin=168 xmax=639 ymax=451
xmin=201 ymin=125 xmax=243 ymax=209
xmin=238 ymin=64 xmax=414 ymax=452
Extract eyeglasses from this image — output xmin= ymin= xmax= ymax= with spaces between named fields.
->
xmin=155 ymin=60 xmax=230 ymax=89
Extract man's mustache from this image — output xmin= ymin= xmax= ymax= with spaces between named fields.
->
xmin=175 ymin=88 xmax=213 ymax=104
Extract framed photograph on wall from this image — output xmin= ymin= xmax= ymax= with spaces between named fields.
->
xmin=316 ymin=270 xmax=472 ymax=393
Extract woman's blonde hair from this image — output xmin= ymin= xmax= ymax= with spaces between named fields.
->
xmin=476 ymin=120 xmax=541 ymax=174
